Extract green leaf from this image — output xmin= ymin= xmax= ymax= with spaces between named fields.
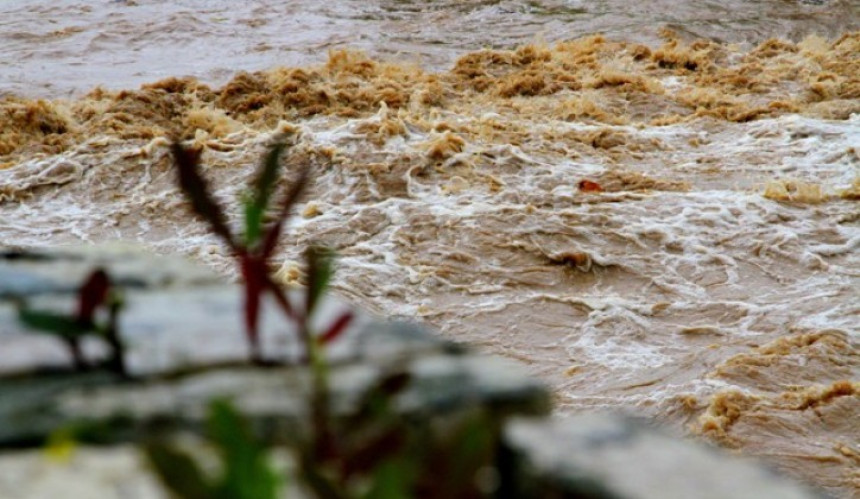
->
xmin=207 ymin=399 xmax=280 ymax=499
xmin=446 ymin=415 xmax=496 ymax=489
xmin=244 ymin=143 xmax=287 ymax=248
xmin=17 ymin=307 xmax=94 ymax=338
xmin=305 ymin=246 xmax=334 ymax=317
xmin=361 ymin=459 xmax=414 ymax=499
xmin=241 ymin=192 xmax=260 ymax=248
xmin=144 ymin=443 xmax=212 ymax=499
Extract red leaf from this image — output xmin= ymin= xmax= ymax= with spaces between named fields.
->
xmin=77 ymin=269 xmax=110 ymax=324
xmin=319 ymin=311 xmax=353 ymax=345
xmin=578 ymin=180 xmax=604 ymax=193
xmin=266 ymin=278 xmax=296 ymax=319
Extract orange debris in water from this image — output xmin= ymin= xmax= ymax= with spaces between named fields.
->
xmin=578 ymin=179 xmax=604 ymax=192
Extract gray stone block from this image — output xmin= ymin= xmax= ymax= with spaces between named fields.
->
xmin=0 ymin=244 xmax=223 ymax=298
xmin=0 ymin=352 xmax=550 ymax=447
xmin=503 ymin=414 xmax=824 ymax=499
xmin=0 ymin=244 xmax=456 ymax=376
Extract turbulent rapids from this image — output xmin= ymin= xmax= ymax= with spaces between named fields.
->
xmin=1 ymin=3 xmax=858 ymax=496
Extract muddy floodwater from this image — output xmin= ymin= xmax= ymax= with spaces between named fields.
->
xmin=1 ymin=1 xmax=859 ymax=497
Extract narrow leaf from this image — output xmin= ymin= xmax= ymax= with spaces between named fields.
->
xmin=240 ymin=256 xmax=264 ymax=362
xmin=266 ymin=278 xmax=296 ymax=319
xmin=260 ymin=162 xmax=311 ymax=258
xmin=17 ymin=307 xmax=94 ymax=338
xmin=207 ymin=400 xmax=248 ymax=447
xmin=77 ymin=268 xmax=110 ymax=325
xmin=171 ymin=143 xmax=237 ymax=250
xmin=241 ymin=193 xmax=262 ymax=248
xmin=207 ymin=400 xmax=280 ymax=499
xmin=144 ymin=443 xmax=213 ymax=499
xmin=244 ymin=143 xmax=287 ymax=248
xmin=319 ymin=311 xmax=353 ymax=345
xmin=305 ymin=246 xmax=333 ymax=317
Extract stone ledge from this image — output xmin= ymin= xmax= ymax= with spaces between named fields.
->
xmin=0 ymin=244 xmax=455 ymax=375
xmin=503 ymin=414 xmax=825 ymax=499
xmin=0 ymin=245 xmax=827 ymax=498
xmin=0 ymin=353 xmax=551 ymax=448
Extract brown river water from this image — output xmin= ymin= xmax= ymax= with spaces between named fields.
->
xmin=1 ymin=1 xmax=859 ymax=497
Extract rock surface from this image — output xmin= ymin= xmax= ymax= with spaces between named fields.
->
xmin=0 ymin=245 xmax=826 ymax=498
xmin=0 ymin=244 xmax=447 ymax=374
xmin=0 ymin=354 xmax=551 ymax=448
xmin=504 ymin=414 xmax=825 ymax=499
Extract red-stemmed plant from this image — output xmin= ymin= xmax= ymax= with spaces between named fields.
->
xmin=16 ymin=268 xmax=126 ymax=376
xmin=171 ymin=140 xmax=352 ymax=365
xmin=149 ymin=143 xmax=503 ymax=499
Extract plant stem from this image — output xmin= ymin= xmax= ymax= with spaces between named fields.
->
xmin=63 ymin=337 xmax=88 ymax=371
xmin=104 ymin=298 xmax=128 ymax=378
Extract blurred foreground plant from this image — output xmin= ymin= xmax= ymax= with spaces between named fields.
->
xmin=145 ymin=246 xmax=500 ymax=498
xmin=146 ymin=399 xmax=281 ymax=499
xmin=148 ymin=386 xmax=500 ymax=499
xmin=147 ymin=140 xmax=499 ymax=497
xmin=294 ymin=365 xmax=502 ymax=499
xmin=15 ymin=268 xmax=127 ymax=376
xmin=171 ymin=139 xmax=350 ymax=364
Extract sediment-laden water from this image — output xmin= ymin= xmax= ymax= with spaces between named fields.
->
xmin=1 ymin=1 xmax=858 ymax=497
